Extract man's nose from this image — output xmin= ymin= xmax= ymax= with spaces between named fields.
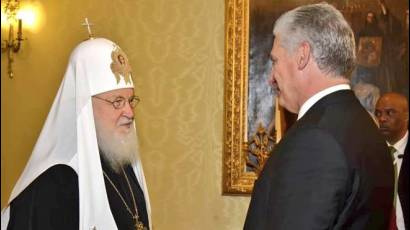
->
xmin=122 ymin=102 xmax=134 ymax=119
xmin=378 ymin=114 xmax=388 ymax=123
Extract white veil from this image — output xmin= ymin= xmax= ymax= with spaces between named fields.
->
xmin=1 ymin=38 xmax=152 ymax=230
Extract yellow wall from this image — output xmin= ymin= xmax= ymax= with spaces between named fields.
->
xmin=1 ymin=0 xmax=250 ymax=229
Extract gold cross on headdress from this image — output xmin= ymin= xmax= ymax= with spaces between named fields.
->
xmin=81 ymin=18 xmax=94 ymax=39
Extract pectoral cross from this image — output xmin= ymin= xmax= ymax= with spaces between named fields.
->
xmin=136 ymin=222 xmax=145 ymax=230
xmin=81 ymin=18 xmax=94 ymax=39
xmin=135 ymin=220 xmax=146 ymax=230
xmin=133 ymin=215 xmax=147 ymax=230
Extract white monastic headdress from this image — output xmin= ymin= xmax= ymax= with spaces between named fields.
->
xmin=1 ymin=38 xmax=152 ymax=230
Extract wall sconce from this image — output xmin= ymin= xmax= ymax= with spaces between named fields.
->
xmin=1 ymin=0 xmax=25 ymax=79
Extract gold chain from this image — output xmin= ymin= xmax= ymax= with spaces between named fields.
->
xmin=121 ymin=167 xmax=140 ymax=222
xmin=103 ymin=167 xmax=146 ymax=230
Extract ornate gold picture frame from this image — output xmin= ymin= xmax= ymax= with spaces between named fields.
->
xmin=222 ymin=0 xmax=251 ymax=194
xmin=223 ymin=0 xmax=253 ymax=195
xmin=222 ymin=0 xmax=285 ymax=195
xmin=223 ymin=0 xmax=285 ymax=195
xmin=222 ymin=0 xmax=276 ymax=195
xmin=223 ymin=0 xmax=302 ymax=195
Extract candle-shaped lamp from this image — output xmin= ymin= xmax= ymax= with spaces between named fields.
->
xmin=17 ymin=19 xmax=22 ymax=40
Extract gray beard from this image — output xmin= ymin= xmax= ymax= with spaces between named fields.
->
xmin=95 ymin=123 xmax=140 ymax=173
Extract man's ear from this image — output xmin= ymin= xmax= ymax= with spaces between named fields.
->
xmin=297 ymin=42 xmax=310 ymax=70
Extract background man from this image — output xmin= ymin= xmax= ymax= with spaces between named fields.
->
xmin=244 ymin=3 xmax=394 ymax=229
xmin=375 ymin=92 xmax=409 ymax=230
xmin=1 ymin=38 xmax=152 ymax=230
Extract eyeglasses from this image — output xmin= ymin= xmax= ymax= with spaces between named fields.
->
xmin=93 ymin=95 xmax=140 ymax=109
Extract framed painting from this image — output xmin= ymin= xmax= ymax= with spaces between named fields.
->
xmin=222 ymin=0 xmax=409 ymax=195
xmin=222 ymin=0 xmax=305 ymax=195
xmin=222 ymin=0 xmax=289 ymax=195
xmin=357 ymin=36 xmax=383 ymax=67
xmin=222 ymin=0 xmax=307 ymax=195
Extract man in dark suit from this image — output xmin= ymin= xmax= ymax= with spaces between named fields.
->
xmin=375 ymin=93 xmax=409 ymax=230
xmin=244 ymin=3 xmax=394 ymax=230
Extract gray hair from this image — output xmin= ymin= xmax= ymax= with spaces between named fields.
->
xmin=273 ymin=3 xmax=356 ymax=78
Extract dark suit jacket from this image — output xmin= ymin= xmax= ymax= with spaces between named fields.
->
xmin=244 ymin=90 xmax=394 ymax=230
xmin=398 ymin=137 xmax=409 ymax=229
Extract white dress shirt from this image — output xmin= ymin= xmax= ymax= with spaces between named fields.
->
xmin=389 ymin=131 xmax=408 ymax=230
xmin=297 ymin=84 xmax=351 ymax=120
